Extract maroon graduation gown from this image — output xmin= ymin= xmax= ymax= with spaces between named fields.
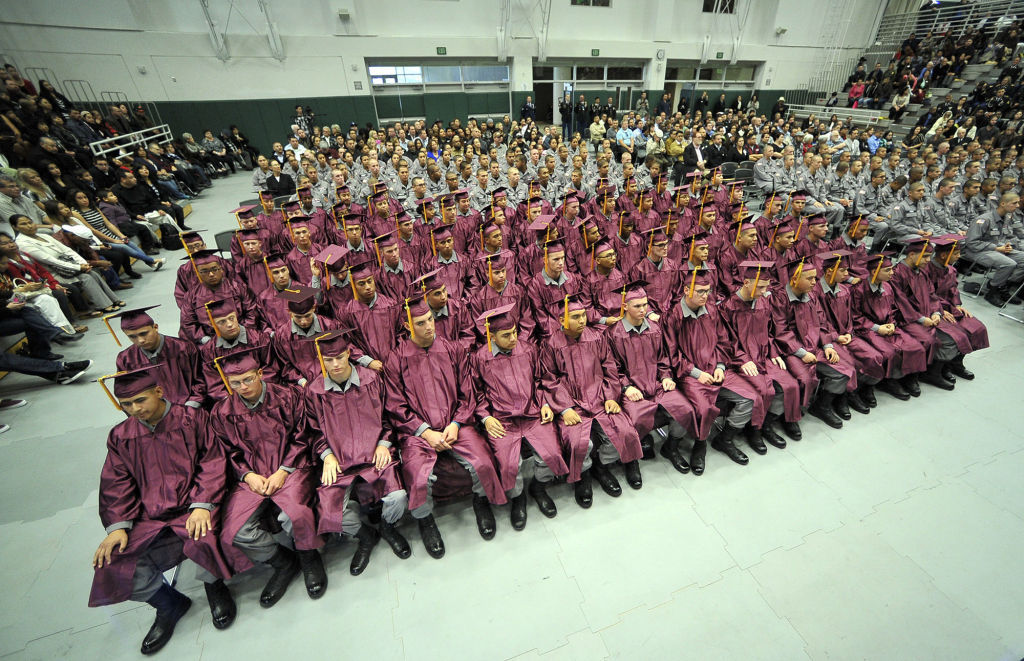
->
xmin=923 ymin=260 xmax=989 ymax=352
xmin=850 ymin=280 xmax=928 ymax=376
xmin=336 ymin=293 xmax=402 ymax=363
xmin=179 ymin=278 xmax=263 ymax=344
xmin=198 ymin=328 xmax=279 ymax=400
xmin=891 ymin=262 xmax=971 ymax=358
xmin=375 ymin=262 xmax=417 ymax=302
xmin=605 ymin=318 xmax=698 ymax=438
xmin=431 ymin=298 xmax=476 ymax=350
xmin=271 ymin=315 xmax=341 ymax=385
xmin=211 ymin=383 xmax=322 ymax=552
xmin=813 ymin=282 xmax=887 ymax=381
xmin=470 ymin=340 xmax=569 ymax=491
xmin=256 ymin=283 xmax=297 ymax=330
xmin=540 ymin=328 xmax=643 ymax=479
xmin=383 ymin=337 xmax=505 ymax=509
xmin=525 ymin=270 xmax=587 ymax=339
xmin=89 ymin=405 xmax=241 ymax=607
xmin=465 ymin=282 xmax=536 ymax=346
xmin=232 ymin=254 xmax=274 ymax=298
xmin=285 ymin=244 xmax=321 ymax=287
xmin=718 ymin=293 xmax=803 ymax=424
xmin=628 ymin=257 xmax=681 ymax=316
xmin=306 ymin=367 xmax=403 ymax=534
xmin=584 ymin=268 xmax=627 ymax=324
xmin=115 ymin=336 xmax=206 ymax=407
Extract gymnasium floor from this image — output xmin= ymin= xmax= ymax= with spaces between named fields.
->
xmin=1 ymin=173 xmax=1022 ymax=661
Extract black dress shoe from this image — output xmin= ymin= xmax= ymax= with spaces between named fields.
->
xmin=574 ymin=471 xmax=593 ymax=508
xmin=984 ymin=287 xmax=1009 ymax=307
xmin=950 ymin=357 xmax=974 ymax=380
xmin=859 ymin=384 xmax=877 ymax=408
xmin=417 ymin=515 xmax=445 ymax=559
xmin=920 ymin=367 xmax=955 ymax=391
xmin=833 ymin=393 xmax=852 ymax=420
xmin=509 ymin=491 xmax=528 ymax=530
xmin=781 ymin=420 xmax=802 ymax=440
xmin=689 ymin=440 xmax=707 ymax=476
xmin=744 ymin=426 xmax=768 ymax=454
xmin=296 ymin=549 xmax=328 ymax=599
xmin=878 ymin=378 xmax=910 ymax=401
xmin=623 ymin=460 xmax=643 ymax=489
xmin=712 ymin=435 xmax=749 ymax=465
xmin=528 ymin=479 xmax=558 ymax=518
xmin=940 ymin=364 xmax=957 ymax=383
xmin=659 ymin=440 xmax=690 ymax=474
xmin=759 ymin=425 xmax=787 ymax=449
xmin=380 ymin=522 xmax=412 ymax=558
xmin=901 ymin=375 xmax=921 ymax=397
xmin=640 ymin=435 xmax=656 ymax=460
xmin=473 ymin=495 xmax=497 ymax=540
xmin=204 ymin=580 xmax=236 ymax=629
xmin=142 ymin=585 xmax=191 ymax=655
xmin=260 ymin=546 xmax=300 ymax=607
xmin=809 ymin=402 xmax=844 ymax=429
xmin=349 ymin=525 xmax=380 ymax=576
xmin=591 ymin=462 xmax=622 ymax=497
xmin=847 ymin=389 xmax=870 ymax=414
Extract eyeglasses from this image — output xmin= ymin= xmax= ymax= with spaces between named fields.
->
xmin=228 ymin=375 xmax=259 ymax=388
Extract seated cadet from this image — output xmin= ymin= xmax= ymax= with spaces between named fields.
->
xmin=209 ymin=347 xmax=328 ymax=607
xmin=198 ymin=298 xmax=278 ymax=401
xmin=271 ymin=286 xmax=341 ymax=388
xmin=256 ymin=252 xmax=302 ymax=329
xmin=582 ymin=238 xmax=627 ymax=327
xmin=963 ymin=191 xmax=1024 ymax=307
xmin=373 ymin=230 xmax=416 ymax=301
xmin=339 ymin=214 xmax=375 ymax=272
xmin=813 ymin=251 xmax=884 ymax=414
xmin=718 ymin=215 xmax=759 ymax=298
xmin=466 ymin=250 xmax=536 ymax=344
xmin=771 ymin=258 xmax=857 ymax=430
xmin=384 ymin=295 xmax=506 ymax=557
xmin=540 ymin=293 xmax=644 ymax=497
xmin=663 ymin=265 xmax=760 ymax=472
xmin=850 ymin=252 xmax=929 ymax=400
xmin=827 ymin=215 xmax=872 ymax=283
xmin=628 ymin=227 xmax=680 ymax=319
xmin=310 ymin=244 xmax=355 ymax=316
xmin=605 ymin=280 xmax=698 ymax=472
xmin=90 ymin=366 xmax=238 ymax=656
xmin=308 ymin=329 xmax=411 ymax=574
xmin=423 ymin=225 xmax=470 ymax=300
xmin=792 ymin=214 xmax=831 ymax=260
xmin=107 ymin=305 xmax=206 ymax=408
xmin=925 ymin=236 xmax=988 ymax=379
xmin=517 ymin=214 xmax=558 ymax=276
xmin=471 ymin=304 xmax=573 ymax=526
xmin=230 ymin=228 xmax=274 ymax=298
xmin=335 ymin=260 xmax=401 ymax=366
xmin=283 ymin=217 xmax=323 ymax=285
xmin=526 ymin=238 xmax=586 ymax=339
xmin=889 ymin=238 xmax=968 ymax=391
xmin=719 ymin=261 xmax=803 ymax=456
xmin=173 ymin=230 xmax=216 ymax=308
xmin=752 ymin=217 xmax=798 ymax=288
xmin=179 ymin=249 xmax=264 ymax=346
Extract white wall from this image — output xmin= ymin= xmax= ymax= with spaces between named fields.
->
xmin=0 ymin=0 xmax=886 ymax=102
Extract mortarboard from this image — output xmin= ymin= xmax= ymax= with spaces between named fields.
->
xmin=413 ymin=268 xmax=444 ymax=294
xmin=99 ymin=364 xmax=162 ymax=408
xmin=313 ymin=328 xmax=357 ymax=379
xmin=216 ymin=344 xmax=265 ymax=377
xmin=739 ymin=260 xmax=774 ymax=292
xmin=101 ymin=305 xmax=160 ymax=346
xmin=477 ymin=302 xmax=517 ymax=349
xmin=866 ymin=251 xmax=896 ymax=283
xmin=277 ymin=285 xmax=317 ymax=314
xmin=683 ymin=264 xmax=717 ymax=297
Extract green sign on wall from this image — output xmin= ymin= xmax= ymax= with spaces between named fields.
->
xmin=436 ymin=46 xmax=447 ymax=55
xmin=715 ymin=51 xmax=724 ymax=59
xmin=591 ymin=49 xmax=600 ymax=56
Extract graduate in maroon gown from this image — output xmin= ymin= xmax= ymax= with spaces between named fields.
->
xmin=281 ymin=201 xmax=328 ymax=246
xmin=307 ymin=329 xmax=411 ymax=572
xmin=583 ymin=239 xmax=627 ymax=328
xmin=179 ymin=249 xmax=263 ymax=345
xmin=335 ymin=261 xmax=401 ymax=366
xmin=718 ymin=261 xmax=804 ymax=455
xmin=605 ymin=280 xmax=698 ymax=474
xmin=414 ymin=268 xmax=475 ymax=350
xmin=539 ymin=294 xmax=643 ymax=497
xmin=255 ymin=252 xmax=302 ymax=329
xmin=271 ymin=286 xmax=341 ymax=387
xmin=770 ymin=257 xmax=858 ymax=430
xmin=283 ymin=217 xmax=323 ymax=286
xmin=718 ymin=215 xmax=759 ymax=298
xmin=373 ymin=230 xmax=417 ymax=301
xmin=926 ymin=236 xmax=988 ymax=377
xmin=813 ymin=251 xmax=885 ymax=413
xmin=850 ymin=252 xmax=929 ymax=400
xmin=889 ymin=238 xmax=967 ymax=390
xmin=827 ymin=215 xmax=871 ymax=284
xmin=198 ymin=298 xmax=279 ymax=401
xmin=421 ymin=225 xmax=470 ymax=301
xmin=90 ymin=366 xmax=238 ymax=655
xmin=466 ymin=250 xmax=536 ymax=344
xmin=173 ymin=230 xmax=213 ymax=308
xmin=208 ymin=346 xmax=327 ymax=607
xmin=231 ymin=228 xmax=274 ymax=298
xmin=108 ymin=305 xmax=206 ymax=408
xmin=628 ymin=227 xmax=681 ymax=318
xmin=471 ymin=304 xmax=574 ymax=525
xmin=526 ymin=238 xmax=587 ymax=338
xmin=383 ymin=295 xmax=506 ymax=557
xmin=311 ymin=244 xmax=355 ymax=316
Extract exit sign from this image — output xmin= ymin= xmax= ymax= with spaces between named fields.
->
xmin=715 ymin=51 xmax=724 ymax=59
xmin=436 ymin=46 xmax=447 ymax=55
xmin=591 ymin=49 xmax=600 ymax=56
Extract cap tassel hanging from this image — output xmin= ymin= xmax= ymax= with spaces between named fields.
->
xmin=97 ymin=373 xmax=126 ymax=411
xmin=789 ymin=257 xmax=806 ymax=289
xmin=687 ymin=267 xmax=699 ymax=299
xmin=314 ymin=333 xmax=328 ymax=380
xmin=914 ymin=239 xmax=930 ymax=267
xmin=848 ymin=215 xmax=862 ymax=238
xmin=102 ymin=313 xmax=122 ymax=347
xmin=213 ymin=355 xmax=233 ymax=395
xmin=870 ymin=257 xmax=885 ymax=284
xmin=484 ymin=317 xmax=492 ymax=351
xmin=943 ymin=240 xmax=959 ymax=267
xmin=827 ymin=258 xmax=841 ymax=286
xmin=404 ymin=298 xmax=414 ymax=334
xmin=563 ymin=295 xmax=571 ymax=330
xmin=204 ymin=301 xmax=222 ymax=338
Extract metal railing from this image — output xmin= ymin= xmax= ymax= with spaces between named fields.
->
xmin=786 ymin=103 xmax=891 ymax=126
xmin=89 ymin=123 xmax=174 ymax=159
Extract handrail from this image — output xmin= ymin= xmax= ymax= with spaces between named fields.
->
xmin=786 ymin=103 xmax=890 ymax=123
xmin=89 ymin=123 xmax=174 ymax=158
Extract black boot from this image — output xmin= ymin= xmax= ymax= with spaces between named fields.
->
xmin=859 ymin=383 xmax=877 ymax=408
xmin=759 ymin=414 xmax=787 ymax=449
xmin=712 ymin=424 xmax=749 ymax=465
xmin=809 ymin=392 xmax=844 ymax=429
xmin=349 ymin=525 xmax=380 ymax=576
xmin=940 ymin=362 xmax=957 ymax=383
xmin=847 ymin=389 xmax=870 ymax=414
xmin=689 ymin=440 xmax=707 ymax=476
xmin=878 ymin=378 xmax=910 ymax=400
xmin=781 ymin=419 xmax=802 ymax=440
xmin=833 ymin=393 xmax=852 ymax=420
xmin=528 ymin=479 xmax=557 ymax=518
xmin=260 ymin=546 xmax=300 ymax=607
xmin=574 ymin=471 xmax=594 ymax=508
xmin=744 ymin=424 xmax=768 ymax=454
xmin=950 ymin=355 xmax=974 ymax=380
xmin=472 ymin=495 xmax=496 ymax=540
xmin=920 ymin=362 xmax=955 ymax=391
xmin=901 ymin=374 xmax=921 ymax=397
xmin=623 ymin=460 xmax=643 ymax=489
xmin=659 ymin=436 xmax=690 ymax=474
xmin=204 ymin=580 xmax=236 ymax=629
xmin=296 ymin=549 xmax=327 ymax=599
xmin=984 ymin=285 xmax=1009 ymax=307
xmin=142 ymin=584 xmax=191 ymax=655
xmin=380 ymin=522 xmax=412 ymax=559
xmin=510 ymin=491 xmax=528 ymax=531
xmin=591 ymin=462 xmax=622 ymax=497
xmin=417 ymin=514 xmax=445 ymax=559
xmin=640 ymin=434 xmax=656 ymax=460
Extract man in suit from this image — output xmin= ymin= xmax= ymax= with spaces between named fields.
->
xmin=704 ymin=133 xmax=728 ymax=170
xmin=682 ymin=133 xmax=708 ymax=180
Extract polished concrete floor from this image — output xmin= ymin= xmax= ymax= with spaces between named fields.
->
xmin=1 ymin=172 xmax=1022 ymax=661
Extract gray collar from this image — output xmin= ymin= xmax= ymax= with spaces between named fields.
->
xmin=140 ymin=399 xmax=173 ymax=431
xmin=383 ymin=261 xmax=404 ymax=274
xmin=680 ymin=301 xmax=707 ymax=318
xmin=542 ymin=270 xmax=568 ymax=286
xmin=324 ymin=368 xmax=359 ymax=392
xmin=291 ymin=316 xmax=322 ymax=337
xmin=786 ymin=284 xmax=809 ymax=302
xmin=621 ymin=317 xmax=650 ymax=333
xmin=432 ymin=304 xmax=449 ymax=319
xmin=438 ymin=252 xmax=459 ymax=264
xmin=141 ymin=335 xmax=166 ymax=360
xmin=241 ymin=383 xmax=267 ymax=410
xmin=216 ymin=326 xmax=248 ymax=349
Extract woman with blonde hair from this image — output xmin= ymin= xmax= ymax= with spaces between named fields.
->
xmin=16 ymin=168 xmax=55 ymax=214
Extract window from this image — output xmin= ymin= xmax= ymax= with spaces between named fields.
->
xmin=533 ymin=66 xmax=554 ymax=81
xmin=576 ymin=66 xmax=604 ymax=81
xmin=571 ymin=0 xmax=611 ymax=6
xmin=368 ymin=64 xmax=509 ymax=86
xmin=607 ymin=66 xmax=642 ymax=80
xmin=368 ymin=65 xmax=422 ymax=85
xmin=702 ymin=0 xmax=735 ymax=12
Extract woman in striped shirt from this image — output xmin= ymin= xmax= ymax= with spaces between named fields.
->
xmin=63 ymin=190 xmax=165 ymax=273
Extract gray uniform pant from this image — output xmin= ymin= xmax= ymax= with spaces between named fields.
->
xmin=816 ymin=363 xmax=850 ymax=394
xmin=410 ymin=452 xmax=485 ymax=519
xmin=718 ymin=384 xmax=783 ymax=429
xmin=130 ymin=530 xmax=218 ymax=602
xmin=592 ymin=421 xmax=626 ymax=466
xmin=965 ymin=248 xmax=1024 ymax=288
xmin=506 ymin=440 xmax=559 ymax=499
xmin=338 ymin=485 xmax=408 ymax=536
xmin=935 ymin=330 xmax=960 ymax=363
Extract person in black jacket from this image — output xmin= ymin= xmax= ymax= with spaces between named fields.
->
xmin=264 ymin=160 xmax=295 ymax=197
xmin=558 ymin=94 xmax=573 ymax=140
xmin=519 ymin=96 xmax=536 ymax=121
xmin=111 ymin=170 xmax=188 ymax=231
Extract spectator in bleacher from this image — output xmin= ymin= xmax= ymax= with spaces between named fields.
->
xmin=102 ymin=105 xmax=132 ymax=136
xmin=265 ymin=160 xmax=294 ymax=198
xmin=888 ymin=86 xmax=911 ymax=123
xmin=847 ymin=81 xmax=865 ymax=108
xmin=66 ymin=189 xmax=164 ymax=265
xmin=40 ymin=160 xmax=72 ymax=202
xmin=111 ymin=169 xmax=188 ymax=231
xmin=0 ymin=174 xmax=47 ymax=235
xmin=97 ymin=188 xmax=160 ymax=253
xmin=199 ymin=130 xmax=237 ymax=174
xmin=16 ymin=167 xmax=55 ymax=211
xmin=37 ymin=80 xmax=73 ymax=118
xmin=29 ymin=136 xmax=78 ymax=175
xmin=161 ymin=142 xmax=211 ymax=189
